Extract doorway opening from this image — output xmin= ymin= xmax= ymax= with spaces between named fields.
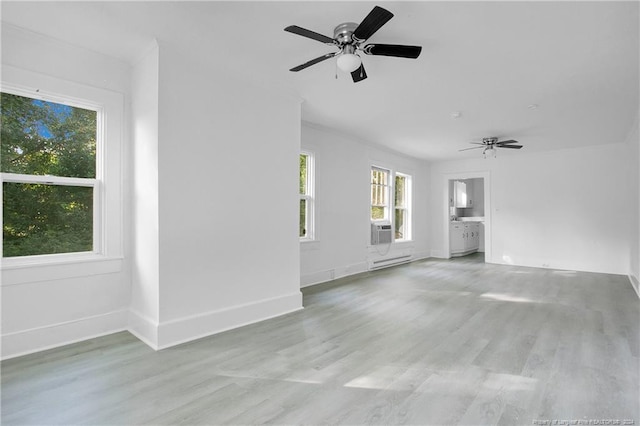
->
xmin=443 ymin=172 xmax=491 ymax=263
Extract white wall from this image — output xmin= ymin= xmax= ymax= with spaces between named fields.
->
xmin=1 ymin=24 xmax=304 ymax=357
xmin=153 ymin=44 xmax=303 ymax=348
xmin=626 ymin=115 xmax=639 ymax=295
xmin=430 ymin=143 xmax=632 ymax=275
xmin=300 ymin=123 xmax=430 ymax=287
xmin=0 ymin=25 xmax=131 ymax=358
xmin=470 ymin=178 xmax=485 ymax=217
xmin=129 ymin=42 xmax=161 ymax=347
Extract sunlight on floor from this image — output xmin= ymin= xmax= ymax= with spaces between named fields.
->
xmin=480 ymin=292 xmax=536 ymax=303
xmin=483 ymin=373 xmax=538 ymax=392
xmin=343 ymin=365 xmax=409 ymax=390
xmin=552 ymin=270 xmax=578 ymax=276
xmin=221 ymin=372 xmax=323 ymax=385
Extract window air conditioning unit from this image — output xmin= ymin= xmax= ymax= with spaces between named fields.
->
xmin=371 ymin=222 xmax=393 ymax=245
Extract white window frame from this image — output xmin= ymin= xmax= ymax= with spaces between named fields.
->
xmin=1 ymin=66 xmax=123 ymax=279
xmin=371 ymin=166 xmax=391 ymax=222
xmin=394 ymin=172 xmax=412 ymax=242
xmin=1 ymin=90 xmax=103 ymax=258
xmin=299 ymin=151 xmax=315 ymax=242
xmin=370 ymin=164 xmax=413 ymax=243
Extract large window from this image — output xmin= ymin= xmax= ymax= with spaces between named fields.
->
xmin=1 ymin=92 xmax=99 ymax=257
xmin=299 ymin=152 xmax=314 ymax=240
xmin=394 ymin=173 xmax=411 ymax=241
xmin=371 ymin=166 xmax=412 ymax=241
xmin=1 ymin=66 xmax=123 ymax=283
xmin=371 ymin=167 xmax=390 ymax=220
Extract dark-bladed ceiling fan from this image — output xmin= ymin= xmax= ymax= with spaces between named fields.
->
xmin=460 ymin=137 xmax=523 ymax=158
xmin=284 ymin=6 xmax=422 ymax=83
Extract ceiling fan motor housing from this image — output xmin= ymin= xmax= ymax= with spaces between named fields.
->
xmin=333 ymin=22 xmax=359 ymax=45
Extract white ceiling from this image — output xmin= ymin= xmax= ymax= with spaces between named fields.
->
xmin=2 ymin=1 xmax=638 ymax=161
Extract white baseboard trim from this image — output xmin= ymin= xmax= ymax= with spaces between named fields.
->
xmin=430 ymin=249 xmax=448 ymax=259
xmin=301 ymin=255 xmax=433 ymax=288
xmin=1 ymin=309 xmax=128 ymax=360
xmin=2 ymin=293 xmax=304 ymax=358
xmin=127 ymin=309 xmax=160 ymax=350
xmin=413 ymin=251 xmax=430 ymax=261
xmin=301 ymin=262 xmax=368 ymax=288
xmin=488 ymin=257 xmax=627 ymax=276
xmin=629 ymin=274 xmax=640 ymax=299
xmin=155 ymin=292 xmax=303 ymax=350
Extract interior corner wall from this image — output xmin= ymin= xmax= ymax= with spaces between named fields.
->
xmin=627 ymin=116 xmax=640 ymax=295
xmin=300 ymin=123 xmax=431 ymax=287
xmin=429 ymin=143 xmax=631 ymax=275
xmin=0 ymin=25 xmax=132 ymax=359
xmin=129 ymin=41 xmax=161 ymax=347
xmin=153 ymin=44 xmax=303 ymax=348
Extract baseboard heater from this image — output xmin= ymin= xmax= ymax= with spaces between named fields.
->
xmin=370 ymin=254 xmax=412 ymax=270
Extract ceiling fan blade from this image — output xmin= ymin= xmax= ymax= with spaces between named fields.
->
xmin=289 ymin=52 xmax=337 ymax=72
xmin=353 ymin=6 xmax=394 ymax=42
xmin=284 ymin=25 xmax=335 ymax=45
xmin=362 ymin=44 xmax=422 ymax=59
xmin=498 ymin=144 xmax=523 ymax=149
xmin=496 ymin=139 xmax=519 ymax=145
xmin=351 ymin=63 xmax=368 ymax=83
xmin=459 ymin=146 xmax=485 ymax=151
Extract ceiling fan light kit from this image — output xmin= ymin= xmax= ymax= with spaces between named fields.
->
xmin=336 ymin=43 xmax=361 ymax=72
xmin=284 ymin=6 xmax=422 ymax=83
xmin=336 ymin=54 xmax=361 ymax=73
xmin=483 ymin=146 xmax=497 ymax=159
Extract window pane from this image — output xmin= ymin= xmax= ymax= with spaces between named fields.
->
xmin=371 ymin=168 xmax=388 ymax=185
xmin=1 ymin=92 xmax=97 ymax=178
xmin=371 ymin=167 xmax=389 ymax=220
xmin=372 ymin=184 xmax=387 ymax=206
xmin=395 ymin=175 xmax=405 ymax=207
xmin=371 ymin=206 xmax=385 ymax=220
xmin=299 ymin=198 xmax=307 ymax=237
xmin=3 ymin=182 xmax=93 ymax=257
xmin=395 ymin=208 xmax=406 ymax=239
xmin=299 ymin=154 xmax=307 ymax=195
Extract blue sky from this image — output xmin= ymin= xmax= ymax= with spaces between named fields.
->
xmin=31 ymin=99 xmax=72 ymax=138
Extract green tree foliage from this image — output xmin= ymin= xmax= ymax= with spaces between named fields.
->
xmin=1 ymin=92 xmax=96 ymax=257
xmin=371 ymin=169 xmax=387 ymax=220
xmin=299 ymin=154 xmax=307 ymax=237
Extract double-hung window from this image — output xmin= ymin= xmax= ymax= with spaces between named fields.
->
xmin=371 ymin=167 xmax=390 ymax=221
xmin=370 ymin=165 xmax=412 ymax=241
xmin=1 ymin=66 xmax=123 ymax=273
xmin=394 ymin=173 xmax=411 ymax=241
xmin=299 ymin=152 xmax=314 ymax=240
xmin=1 ymin=91 xmax=99 ymax=258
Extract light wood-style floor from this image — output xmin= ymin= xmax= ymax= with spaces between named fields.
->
xmin=2 ymin=254 xmax=639 ymax=425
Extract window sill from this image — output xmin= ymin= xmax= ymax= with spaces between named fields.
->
xmin=1 ymin=254 xmax=123 ymax=286
xmin=394 ymin=239 xmax=414 ymax=245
